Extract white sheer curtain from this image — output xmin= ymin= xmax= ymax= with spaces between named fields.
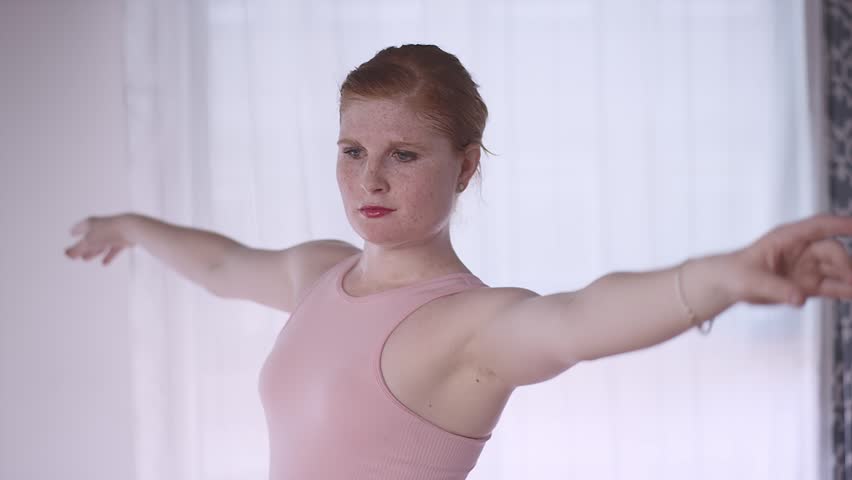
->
xmin=124 ymin=0 xmax=823 ymax=478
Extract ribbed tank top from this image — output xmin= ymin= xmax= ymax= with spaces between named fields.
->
xmin=258 ymin=252 xmax=493 ymax=479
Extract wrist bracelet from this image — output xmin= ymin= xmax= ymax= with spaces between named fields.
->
xmin=675 ymin=262 xmax=714 ymax=335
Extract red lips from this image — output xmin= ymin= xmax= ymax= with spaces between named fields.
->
xmin=359 ymin=205 xmax=394 ymax=212
xmin=359 ymin=205 xmax=395 ymax=218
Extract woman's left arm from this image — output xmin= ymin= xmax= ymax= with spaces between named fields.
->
xmin=466 ymin=214 xmax=852 ymax=387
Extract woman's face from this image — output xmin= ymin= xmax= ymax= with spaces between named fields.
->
xmin=336 ymin=97 xmax=462 ymax=246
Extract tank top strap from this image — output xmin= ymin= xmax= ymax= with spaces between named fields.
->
xmin=393 ymin=276 xmax=485 ymax=321
xmin=290 ymin=252 xmax=362 ymax=308
xmin=403 ymin=275 xmax=487 ymax=303
xmin=334 ymin=253 xmax=487 ymax=306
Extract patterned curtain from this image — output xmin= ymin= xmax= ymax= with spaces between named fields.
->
xmin=827 ymin=0 xmax=852 ymax=477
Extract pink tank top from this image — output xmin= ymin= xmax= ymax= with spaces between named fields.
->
xmin=258 ymin=252 xmax=493 ymax=479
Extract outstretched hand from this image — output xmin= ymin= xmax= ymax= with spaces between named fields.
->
xmin=65 ymin=214 xmax=133 ymax=266
xmin=728 ymin=213 xmax=852 ymax=307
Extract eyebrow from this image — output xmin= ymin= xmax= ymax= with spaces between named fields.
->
xmin=336 ymin=138 xmax=428 ymax=150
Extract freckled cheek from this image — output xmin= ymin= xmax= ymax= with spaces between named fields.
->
xmin=404 ymin=186 xmax=451 ymax=222
xmin=336 ymin=165 xmax=358 ymax=201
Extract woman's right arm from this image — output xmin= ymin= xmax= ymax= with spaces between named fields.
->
xmin=209 ymin=238 xmax=360 ymax=312
xmin=119 ymin=213 xmax=243 ymax=290
xmin=66 ymin=213 xmax=360 ymax=312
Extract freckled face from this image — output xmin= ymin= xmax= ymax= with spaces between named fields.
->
xmin=337 ymin=98 xmax=460 ymax=246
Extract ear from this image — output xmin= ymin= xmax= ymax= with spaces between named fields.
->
xmin=458 ymin=143 xmax=481 ymax=184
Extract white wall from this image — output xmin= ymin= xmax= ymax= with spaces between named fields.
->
xmin=0 ymin=1 xmax=135 ymax=479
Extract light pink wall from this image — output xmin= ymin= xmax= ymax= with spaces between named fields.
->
xmin=0 ymin=1 xmax=135 ymax=479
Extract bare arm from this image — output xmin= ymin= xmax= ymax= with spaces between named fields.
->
xmin=66 ymin=212 xmax=239 ymax=290
xmin=209 ymin=238 xmax=360 ymax=312
xmin=119 ymin=214 xmax=360 ymax=310
xmin=119 ymin=213 xmax=241 ymax=290
xmin=518 ymin=254 xmax=734 ymax=364
xmin=463 ymin=256 xmax=733 ymax=388
xmin=67 ymin=213 xmax=360 ymax=312
xmin=464 ymin=214 xmax=852 ymax=388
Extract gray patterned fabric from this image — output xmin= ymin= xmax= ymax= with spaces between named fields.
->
xmin=827 ymin=0 xmax=852 ymax=477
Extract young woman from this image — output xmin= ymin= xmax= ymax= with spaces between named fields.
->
xmin=66 ymin=44 xmax=852 ymax=479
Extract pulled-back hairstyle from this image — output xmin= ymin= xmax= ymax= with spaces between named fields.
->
xmin=338 ymin=44 xmax=491 ymax=187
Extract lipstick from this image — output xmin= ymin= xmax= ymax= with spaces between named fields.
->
xmin=359 ymin=206 xmax=394 ymax=218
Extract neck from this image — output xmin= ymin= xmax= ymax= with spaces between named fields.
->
xmin=354 ymin=227 xmax=469 ymax=285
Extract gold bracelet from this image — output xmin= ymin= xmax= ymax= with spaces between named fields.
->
xmin=675 ymin=262 xmax=714 ymax=335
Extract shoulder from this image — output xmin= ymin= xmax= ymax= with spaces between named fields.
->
xmin=431 ymin=283 xmax=540 ymax=323
xmin=449 ymin=285 xmax=540 ymax=341
xmin=461 ymin=285 xmax=540 ymax=312
xmin=289 ymin=239 xmax=360 ymax=275
xmin=289 ymin=239 xmax=361 ymax=303
xmin=296 ymin=238 xmax=361 ymax=261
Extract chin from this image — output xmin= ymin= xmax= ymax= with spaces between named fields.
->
xmin=354 ymin=229 xmax=400 ymax=245
xmin=352 ymin=223 xmax=419 ymax=246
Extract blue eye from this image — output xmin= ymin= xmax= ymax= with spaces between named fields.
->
xmin=394 ymin=150 xmax=417 ymax=162
xmin=341 ymin=148 xmax=417 ymax=162
xmin=343 ymin=148 xmax=362 ymax=158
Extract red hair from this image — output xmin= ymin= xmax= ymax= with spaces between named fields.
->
xmin=339 ymin=44 xmax=491 ymax=183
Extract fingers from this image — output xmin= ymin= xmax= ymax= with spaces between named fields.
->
xmin=102 ymin=246 xmax=122 ymax=265
xmin=811 ymin=239 xmax=852 ymax=279
xmin=65 ymin=243 xmax=83 ymax=259
xmin=65 ymin=238 xmax=91 ymax=258
xmin=784 ymin=213 xmax=852 ymax=245
xmin=67 ymin=218 xmax=91 ymax=257
xmin=818 ymin=256 xmax=852 ymax=283
xmin=816 ymin=277 xmax=852 ymax=300
xmin=65 ymin=245 xmax=99 ymax=261
xmin=819 ymin=261 xmax=848 ymax=283
xmin=82 ymin=247 xmax=104 ymax=261
xmin=747 ymin=271 xmax=804 ymax=306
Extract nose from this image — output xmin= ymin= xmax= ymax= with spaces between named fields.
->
xmin=359 ymin=161 xmax=389 ymax=194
